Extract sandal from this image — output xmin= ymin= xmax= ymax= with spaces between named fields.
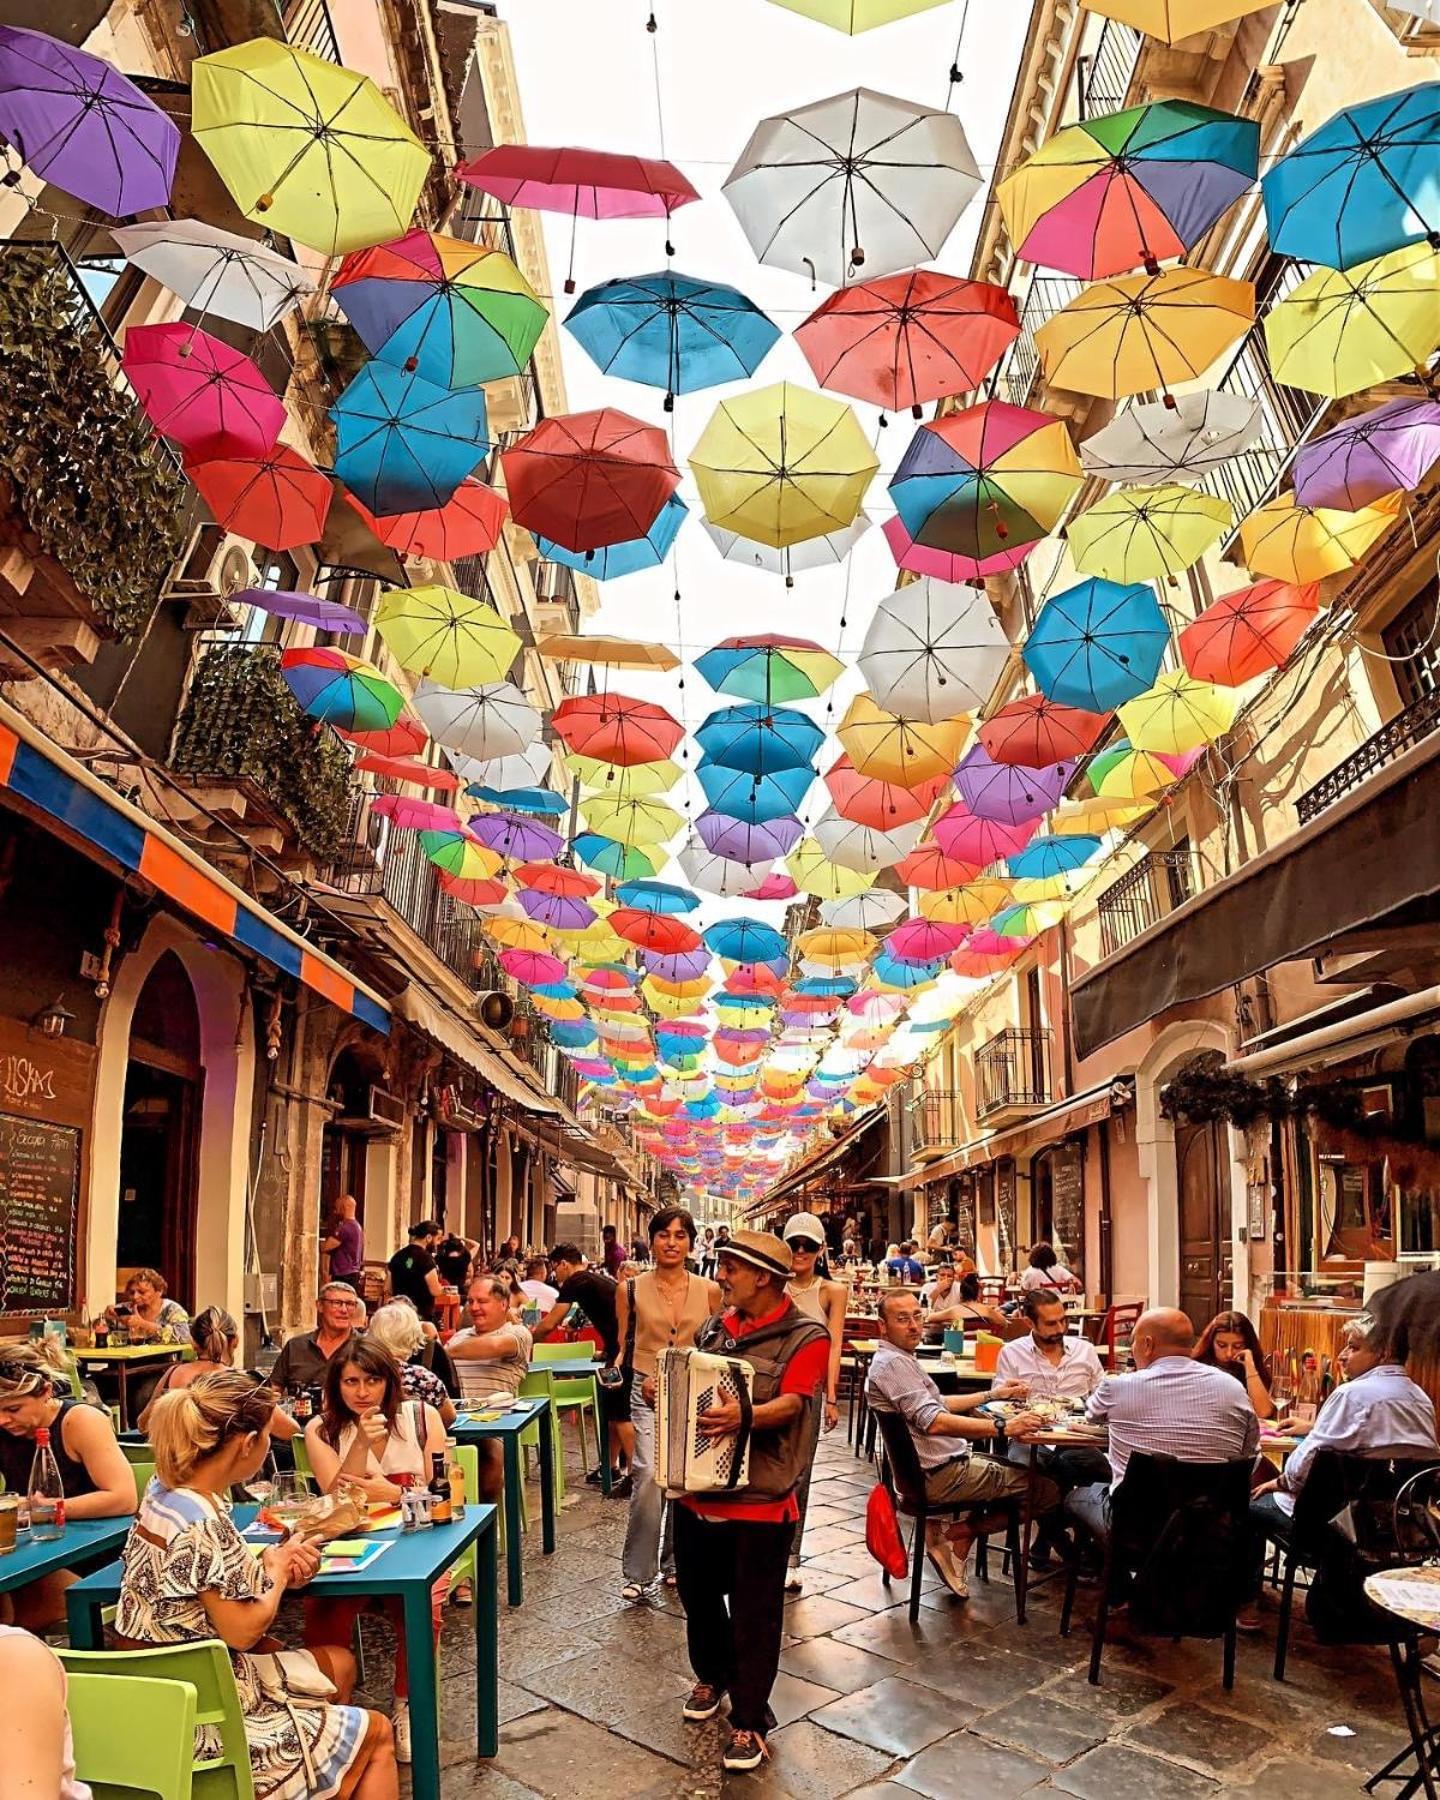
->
xmin=621 ymin=1582 xmax=646 ymax=1602
xmin=663 ymin=1573 xmax=678 ymax=1588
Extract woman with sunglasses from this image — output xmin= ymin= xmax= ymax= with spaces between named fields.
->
xmin=781 ymin=1213 xmax=848 ymax=1594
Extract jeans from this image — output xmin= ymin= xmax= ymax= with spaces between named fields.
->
xmin=624 ymin=1393 xmax=674 ymax=1586
xmin=673 ymin=1505 xmax=792 ymax=1734
xmin=788 ymin=1391 xmax=824 ymax=1571
xmin=1249 ymin=1487 xmax=1292 ymax=1594
xmin=1064 ymin=1481 xmax=1113 ymax=1549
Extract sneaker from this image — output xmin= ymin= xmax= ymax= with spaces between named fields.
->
xmin=392 ymin=1701 xmax=411 ymax=1765
xmin=585 ymin=1466 xmax=604 ymax=1486
xmin=609 ymin=1474 xmax=634 ymax=1499
xmin=784 ymin=1568 xmax=804 ymax=1594
xmin=682 ymin=1682 xmax=725 ymax=1721
xmin=722 ymin=1729 xmax=770 ymax=1771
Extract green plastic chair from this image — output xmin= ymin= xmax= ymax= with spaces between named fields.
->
xmin=447 ymin=1442 xmax=485 ymax=1592
xmin=290 ymin=1435 xmax=314 ymax=1483
xmin=131 ymin=1459 xmax=156 ymax=1505
xmin=530 ymin=1346 xmax=605 ymax=1475
xmin=120 ymin=1440 xmax=154 ymax=1465
xmin=59 ymin=1641 xmax=255 ymax=1800
xmin=518 ymin=1371 xmax=567 ymax=1506
xmin=66 ymin=1670 xmax=197 ymax=1799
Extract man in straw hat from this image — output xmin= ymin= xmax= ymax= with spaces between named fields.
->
xmin=669 ymin=1229 xmax=830 ymax=1773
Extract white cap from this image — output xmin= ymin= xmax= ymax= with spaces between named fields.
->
xmin=782 ymin=1211 xmax=827 ymax=1247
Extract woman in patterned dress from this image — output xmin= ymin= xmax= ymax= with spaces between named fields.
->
xmin=115 ymin=1370 xmax=397 ymax=1800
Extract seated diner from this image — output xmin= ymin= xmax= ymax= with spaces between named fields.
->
xmin=103 ymin=1268 xmax=189 ymax=1344
xmin=138 ymin=1305 xmax=297 ymax=1439
xmin=1192 ymin=1309 xmax=1276 ymax=1419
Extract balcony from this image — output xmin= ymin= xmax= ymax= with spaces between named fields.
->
xmin=911 ymin=1089 xmax=961 ymax=1154
xmin=976 ymin=1029 xmax=1052 ymax=1121
xmin=1296 ymin=691 xmax=1440 ymax=826
xmin=1077 ymin=19 xmax=1143 ymax=116
xmin=1097 ymin=848 xmax=1199 ymax=957
xmin=534 ymin=563 xmax=582 ymax=636
xmin=1002 ymin=276 xmax=1085 ymax=407
xmin=281 ymin=0 xmax=341 ymax=61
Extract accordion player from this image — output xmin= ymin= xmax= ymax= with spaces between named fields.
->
xmin=654 ymin=1345 xmax=756 ymax=1495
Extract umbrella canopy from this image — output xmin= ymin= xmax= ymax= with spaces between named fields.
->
xmin=888 ymin=917 xmax=967 ymax=962
xmin=696 ymin=635 xmax=843 ymax=703
xmin=1293 ymin=398 xmax=1440 ymax=513
xmin=237 ymin=588 xmax=364 ymax=635
xmin=457 ymin=742 xmax=553 ymax=792
xmin=1264 ymin=245 xmax=1440 ymax=399
xmin=820 ymin=890 xmax=908 ymax=931
xmin=677 ymin=842 xmax=776 ymax=897
xmin=998 ymin=100 xmax=1258 ymax=281
xmin=697 ymin=810 xmax=804 ymax=863
xmin=421 ymin=831 xmax=502 ymax=881
xmin=1022 ymin=578 xmax=1170 ymax=711
xmin=788 ymin=839 xmax=878 ymax=898
xmin=566 ymin=271 xmax=779 ymax=407
xmin=536 ymin=494 xmax=686 ymax=581
xmin=920 ymin=879 xmax=1012 ymax=925
xmin=1240 ymin=491 xmax=1401 ymax=584
xmin=1262 ymin=83 xmax=1440 ymax=271
xmin=552 ymin=693 xmax=684 ymax=766
xmin=1179 ymin=580 xmax=1320 ymax=687
xmin=185 ymin=444 xmax=331 ymax=553
xmin=882 ymin=512 xmax=1031 ymax=584
xmin=1008 ymin=836 xmax=1100 ymax=879
xmin=690 ymin=382 xmax=878 ymax=550
xmin=412 ymin=680 xmax=540 ymax=761
xmin=113 ymin=220 xmax=310 ymax=330
xmin=1080 ymin=390 xmax=1261 ymax=486
xmin=537 ymin=633 xmax=679 ymax=672
xmin=570 ymin=754 xmax=681 ymax=795
xmin=614 ymin=880 xmax=697 ymax=913
xmin=979 ymin=693 xmax=1109 ymax=768
xmin=837 ymin=694 xmax=968 ymax=786
xmin=796 ymin=272 xmax=1019 ymax=415
xmin=339 ymin=715 xmax=428 ymax=757
xmin=1036 ymin=267 xmax=1254 ymax=399
xmin=858 ymin=578 xmax=1012 ymax=722
xmin=375 ymin=586 xmax=520 ymax=689
xmin=573 ymin=834 xmax=660 ymax=881
xmin=355 ymin=754 xmax=457 ymax=790
xmin=470 ymin=812 xmax=564 ymax=863
xmin=582 ymin=794 xmax=685 ymax=848
xmin=123 ymin=322 xmax=283 ymax=461
xmin=471 ymin=784 xmax=567 ymax=817
xmin=0 ymin=25 xmax=179 ymax=216
xmin=889 ymin=401 xmax=1083 ymax=563
xmin=1077 ymin=0 xmax=1274 ymax=38
xmin=370 ymin=794 xmax=463 ymax=834
xmin=955 ymin=743 xmax=1072 ymax=825
xmin=703 ymin=516 xmax=870 ymax=578
xmin=457 ymin=143 xmax=699 ymax=219
xmin=826 ymin=756 xmax=947 ymax=828
xmin=191 ymin=39 xmax=428 ymax=256
xmin=895 ymin=842 xmax=982 ymax=889
xmin=932 ymin=806 xmax=1037 ymax=868
xmin=723 ymin=86 xmax=981 ymax=288
xmin=705 ymin=919 xmax=788 ymax=964
xmin=331 ymin=363 xmax=490 ymax=516
xmin=503 ymin=409 xmax=679 ymax=554
xmin=350 ymin=479 xmax=507 ymax=564
xmin=280 ymin=648 xmax=402 ymax=731
xmin=698 ymin=762 xmax=814 ymax=824
xmin=1118 ymin=671 xmax=1238 ymax=754
xmin=695 ymin=703 xmax=826 ymax=775
xmin=611 ymin=909 xmax=705 ymax=956
xmin=766 ymin=0 xmax=949 ymax=27
xmin=1067 ymin=485 xmax=1232 ymax=583
xmin=814 ymin=812 xmax=922 ymax=871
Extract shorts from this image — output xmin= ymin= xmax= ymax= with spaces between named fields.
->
xmin=600 ymin=1366 xmax=634 ymax=1425
xmin=925 ymin=1454 xmax=1060 ymax=1515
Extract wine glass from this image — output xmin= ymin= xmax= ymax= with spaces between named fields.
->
xmin=246 ymin=1451 xmax=278 ymax=1508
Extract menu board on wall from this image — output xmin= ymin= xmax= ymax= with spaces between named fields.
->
xmin=0 ymin=1112 xmax=80 ymax=1315
xmin=1051 ymin=1143 xmax=1085 ymax=1274
xmin=996 ymin=1159 xmax=1017 ymax=1266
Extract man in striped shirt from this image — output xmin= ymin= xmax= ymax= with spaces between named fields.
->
xmin=1066 ymin=1308 xmax=1260 ymax=1547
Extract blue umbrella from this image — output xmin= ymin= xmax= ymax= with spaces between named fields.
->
xmin=571 ymin=832 xmax=659 ymax=881
xmin=872 ymin=954 xmax=943 ymax=988
xmin=467 ymin=784 xmax=568 ymax=815
xmin=697 ymin=760 xmax=814 ymax=824
xmin=704 ymin=918 xmax=788 ymax=964
xmin=1008 ymin=834 xmax=1103 ymax=878
xmin=695 ymin=703 xmax=825 ymax=776
xmin=549 ymin=1020 xmax=598 ymax=1049
xmin=331 ymin=362 xmax=489 ymax=514
xmin=794 ymin=976 xmax=857 ymax=999
xmin=1262 ymin=84 xmax=1440 ymax=271
xmin=1022 ymin=578 xmax=1169 ymax=712
xmin=537 ymin=494 xmax=688 ymax=581
xmin=615 ymin=879 xmax=699 ymax=914
xmin=564 ymin=270 xmax=780 ymax=409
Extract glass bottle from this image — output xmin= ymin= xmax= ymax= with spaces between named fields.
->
xmin=446 ymin=1439 xmax=466 ymax=1520
xmin=428 ymin=1452 xmax=453 ymax=1525
xmin=28 ymin=1428 xmax=65 ymax=1540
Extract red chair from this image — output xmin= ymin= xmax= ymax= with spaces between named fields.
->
xmin=978 ymin=1277 xmax=1008 ymax=1306
xmin=1098 ymin=1299 xmax=1143 ymax=1370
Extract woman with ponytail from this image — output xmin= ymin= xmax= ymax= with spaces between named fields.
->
xmin=137 ymin=1308 xmax=297 ymax=1441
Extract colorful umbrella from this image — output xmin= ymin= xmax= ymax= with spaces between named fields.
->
xmin=112 ymin=220 xmax=310 ymax=330
xmin=503 ymin=409 xmax=679 ymax=554
xmin=1264 ymin=245 xmax=1440 ymax=399
xmin=826 ymin=757 xmax=947 ymax=828
xmin=1077 ymin=0 xmax=1274 ymax=39
xmin=186 ymin=445 xmax=331 ymax=553
xmin=412 ymin=680 xmax=540 ymax=761
xmin=499 ymin=949 xmax=569 ymax=988
xmin=978 ymin=693 xmax=1109 ymax=768
xmin=836 ymin=694 xmax=968 ymax=786
xmin=705 ymin=919 xmax=788 ymax=964
xmin=724 ymin=87 xmax=981 ymax=287
xmin=698 ymin=762 xmax=815 ymax=824
xmin=698 ymin=811 xmax=805 ymax=863
xmin=537 ymin=633 xmax=679 ymax=672
xmin=0 ymin=25 xmax=179 ymax=216
xmin=332 ymin=231 xmax=547 ymax=387
xmin=123 ymin=323 xmax=283 ymax=460
xmin=955 ymin=744 xmax=1072 ymax=825
xmin=1178 ymin=580 xmax=1319 ymax=687
xmin=470 ymin=812 xmax=564 ymax=863
xmin=331 ymin=363 xmax=490 ymax=517
xmin=1080 ymin=390 xmax=1261 ymax=485
xmin=788 ymin=840 xmax=876 ymax=899
xmin=858 ymin=578 xmax=1012 ymax=723
xmin=677 ymin=842 xmax=776 ymax=898
xmin=696 ymin=636 xmax=843 ymax=704
xmin=1239 ymin=492 xmax=1401 ymax=584
xmin=889 ymin=400 xmax=1082 ymax=563
xmin=696 ymin=703 xmax=826 ymax=776
xmin=471 ymin=784 xmax=567 ymax=817
xmin=236 ymin=588 xmax=365 ymax=635
xmin=1022 ymin=578 xmax=1170 ymax=711
xmin=536 ymin=494 xmax=686 ymax=581
xmin=421 ymin=832 xmax=502 ymax=881
xmin=438 ymin=871 xmax=509 ymax=909
xmin=338 ymin=715 xmax=428 ymax=757
xmin=888 ymin=918 xmax=968 ymax=963
xmin=350 ymin=480 xmax=507 ymax=564
xmin=457 ymin=143 xmax=698 ymax=218
xmin=566 ymin=271 xmax=778 ymax=409
xmin=356 ymin=754 xmax=457 ymax=791
xmin=796 ymin=272 xmax=1019 ymax=416
xmin=1008 ymin=836 xmax=1100 ymax=879
xmin=703 ymin=516 xmax=870 ymax=581
xmin=570 ymin=753 xmax=681 ymax=795
xmin=191 ymin=39 xmax=428 ymax=256
xmin=932 ymin=806 xmax=1037 ymax=868
xmin=894 ymin=843 xmax=981 ymax=889
xmin=582 ymin=794 xmax=685 ymax=848
xmin=614 ymin=880 xmax=697 ymax=914
xmin=882 ymin=513 xmax=1031 ymax=585
xmin=280 ymin=648 xmax=402 ymax=731
xmin=552 ymin=693 xmax=684 ymax=765
xmin=611 ymin=909 xmax=704 ymax=956
xmin=997 ymin=100 xmax=1258 ymax=280
xmin=1036 ymin=267 xmax=1254 ymax=400
xmin=766 ymin=0 xmax=949 ymax=28
xmin=374 ymin=586 xmax=520 ymax=689
xmin=573 ymin=834 xmax=660 ymax=881
xmin=1067 ymin=485 xmax=1232 ymax=583
xmin=690 ymin=382 xmax=878 ymax=550
xmin=1089 ymin=740 xmax=1189 ymax=801
xmin=1118 ymin=671 xmax=1238 ymax=755
xmin=1293 ymin=398 xmax=1440 ymax=513
xmin=814 ymin=812 xmax=922 ymax=871
xmin=1262 ymin=83 xmax=1440 ymax=271
xmin=370 ymin=794 xmax=463 ymax=833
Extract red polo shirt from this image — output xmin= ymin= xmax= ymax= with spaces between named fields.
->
xmin=681 ymin=1299 xmax=829 ymax=1523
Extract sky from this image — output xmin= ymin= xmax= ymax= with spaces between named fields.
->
xmin=499 ymin=0 xmax=1031 ymax=922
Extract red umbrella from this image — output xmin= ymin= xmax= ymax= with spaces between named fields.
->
xmin=610 ymin=908 xmax=705 ymax=955
xmin=438 ymin=870 xmax=508 ymax=907
xmin=371 ymin=795 xmax=464 ymax=832
xmin=551 ymin=693 xmax=683 ymax=766
xmin=122 ymin=322 xmax=284 ymax=460
xmin=186 ymin=444 xmax=332 ymax=551
xmin=515 ymin=863 xmax=600 ymax=898
xmin=825 ymin=756 xmax=948 ymax=829
xmin=978 ymin=693 xmax=1111 ymax=769
xmin=1179 ymin=580 xmax=1320 ymax=688
xmin=336 ymin=714 xmax=428 ymax=757
xmin=354 ymin=754 xmax=457 ymax=790
xmin=351 ymin=478 xmax=507 ymax=562
xmin=894 ymin=843 xmax=979 ymax=890
xmin=502 ymin=410 xmax=680 ymax=554
xmin=796 ymin=272 xmax=1020 ymax=418
xmin=932 ymin=806 xmax=1037 ymax=867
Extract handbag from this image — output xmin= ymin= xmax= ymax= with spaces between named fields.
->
xmin=865 ymin=1481 xmax=909 ymax=1580
xmin=248 ymin=1648 xmax=337 ymax=1788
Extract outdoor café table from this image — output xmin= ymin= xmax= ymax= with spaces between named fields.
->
xmin=1362 ymin=1565 xmax=1440 ymax=1800
xmin=0 ymin=1515 xmax=133 ymax=1601
xmin=978 ymin=1408 xmax=1112 ymax=1622
xmin=450 ymin=1394 xmax=555 ymax=1606
xmin=65 ymin=1500 xmax=501 ymax=1800
xmin=74 ymin=1344 xmax=191 ymax=1431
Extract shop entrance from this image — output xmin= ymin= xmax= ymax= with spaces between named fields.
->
xmin=118 ymin=952 xmax=201 ymax=1306
xmin=1175 ymin=1116 xmax=1225 ymax=1331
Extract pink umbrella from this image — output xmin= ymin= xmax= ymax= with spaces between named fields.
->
xmin=888 ymin=917 xmax=968 ymax=962
xmin=122 ymin=322 xmax=284 ymax=460
xmin=499 ymin=948 xmax=568 ymax=986
xmin=371 ymin=794 xmax=465 ymax=832
xmin=744 ymin=872 xmax=799 ymax=900
xmin=932 ymin=806 xmax=1038 ymax=867
xmin=882 ymin=512 xmax=1033 ymax=584
xmin=968 ymin=927 xmax=1033 ymax=956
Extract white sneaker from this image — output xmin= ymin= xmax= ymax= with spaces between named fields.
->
xmin=392 ymin=1701 xmax=411 ymax=1764
xmin=784 ymin=1568 xmax=803 ymax=1594
xmin=924 ymin=1526 xmax=970 ymax=1599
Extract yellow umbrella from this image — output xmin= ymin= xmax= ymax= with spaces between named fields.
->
xmin=690 ymin=381 xmax=879 ymax=549
xmin=570 ymin=755 xmax=682 ymax=796
xmin=191 ymin=40 xmax=429 ymax=257
xmin=530 ymin=995 xmax=586 ymax=1022
xmin=1239 ymin=491 xmax=1401 ymax=583
xmin=1011 ymin=875 xmax=1075 ymax=904
xmin=767 ymin=0 xmax=949 ymax=28
xmin=1119 ymin=671 xmax=1239 ymax=755
xmin=1036 ymin=267 xmax=1254 ymax=400
xmin=375 ymin=586 xmax=520 ymax=688
xmin=485 ymin=916 xmax=550 ymax=953
xmin=1067 ymin=486 xmax=1233 ymax=583
xmin=1079 ymin=0 xmax=1274 ymax=39
xmin=788 ymin=841 xmax=877 ymax=900
xmin=1091 ymin=746 xmax=1181 ymax=802
xmin=581 ymin=794 xmax=685 ymax=847
xmin=797 ymin=927 xmax=879 ymax=964
xmin=837 ymin=693 xmax=969 ymax=786
xmin=536 ymin=634 xmax=681 ymax=671
xmin=919 ymin=880 xmax=1013 ymax=927
xmin=1053 ymin=794 xmax=1151 ymax=833
xmin=1263 ymin=244 xmax=1440 ymax=400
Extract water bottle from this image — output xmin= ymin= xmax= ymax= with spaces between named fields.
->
xmin=28 ymin=1428 xmax=65 ymax=1541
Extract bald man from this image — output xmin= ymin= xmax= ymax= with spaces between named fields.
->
xmin=1065 ymin=1307 xmax=1259 ymax=1548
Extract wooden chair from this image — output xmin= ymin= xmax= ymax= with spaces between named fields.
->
xmin=1096 ymin=1299 xmax=1144 ymax=1370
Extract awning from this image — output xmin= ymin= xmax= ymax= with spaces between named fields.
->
xmin=1072 ymin=729 xmax=1440 ymax=1059
xmin=0 ymin=698 xmax=389 ymax=1032
xmin=747 ymin=1105 xmax=886 ymax=1215
xmin=397 ymin=985 xmax=562 ymax=1115
xmin=892 ymin=1083 xmax=1118 ymax=1190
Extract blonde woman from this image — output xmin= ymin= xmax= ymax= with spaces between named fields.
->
xmin=367 ymin=1302 xmax=457 ymax=1428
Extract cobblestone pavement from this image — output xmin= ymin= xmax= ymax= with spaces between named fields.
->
xmin=350 ymin=1431 xmax=1420 ymax=1798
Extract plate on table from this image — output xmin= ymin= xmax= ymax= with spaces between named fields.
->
xmin=980 ymin=1396 xmax=1087 ymax=1425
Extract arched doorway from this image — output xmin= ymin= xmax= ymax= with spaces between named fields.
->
xmin=322 ymin=1041 xmax=390 ymax=1225
xmin=119 ymin=951 xmax=201 ymax=1306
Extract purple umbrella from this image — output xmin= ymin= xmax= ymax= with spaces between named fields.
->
xmin=697 ymin=809 xmax=803 ymax=863
xmin=517 ymin=888 xmax=596 ymax=931
xmin=236 ymin=588 xmax=366 ymax=636
xmin=954 ymin=742 xmax=1072 ymax=825
xmin=1292 ymin=396 xmax=1440 ymax=513
xmin=644 ymin=948 xmax=713 ymax=983
xmin=0 ymin=26 xmax=179 ymax=216
xmin=467 ymin=812 xmax=563 ymax=862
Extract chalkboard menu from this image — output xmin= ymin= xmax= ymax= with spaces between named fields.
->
xmin=996 ymin=1159 xmax=1017 ymax=1265
xmin=1050 ymin=1143 xmax=1085 ymax=1278
xmin=0 ymin=1111 xmax=80 ymax=1315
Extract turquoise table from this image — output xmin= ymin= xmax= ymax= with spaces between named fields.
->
xmin=451 ymin=1394 xmax=555 ymax=1605
xmin=0 ymin=1515 xmax=132 ymax=1597
xmin=65 ymin=1502 xmax=500 ymax=1800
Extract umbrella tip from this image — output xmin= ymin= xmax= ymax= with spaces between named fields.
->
xmin=664 ymin=393 xmax=675 ymax=413
xmin=912 ymin=404 xmax=923 ymax=420
xmin=564 ymin=277 xmax=576 ymax=295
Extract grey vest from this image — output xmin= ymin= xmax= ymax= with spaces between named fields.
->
xmin=694 ymin=1301 xmax=828 ymax=1505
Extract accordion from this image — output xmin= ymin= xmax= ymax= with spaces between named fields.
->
xmin=654 ymin=1346 xmax=755 ymax=1494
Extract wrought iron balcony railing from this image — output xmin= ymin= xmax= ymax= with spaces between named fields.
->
xmin=1077 ymin=19 xmax=1143 ymax=117
xmin=1296 ymin=691 xmax=1440 ymax=825
xmin=911 ymin=1089 xmax=961 ymax=1151
xmin=976 ymin=1029 xmax=1052 ymax=1118
xmin=281 ymin=0 xmax=341 ymax=63
xmin=1001 ymin=275 xmax=1085 ymax=406
xmin=1096 ymin=848 xmax=1199 ymax=957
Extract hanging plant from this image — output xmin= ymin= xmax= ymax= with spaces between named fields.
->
xmin=1159 ymin=1053 xmax=1286 ymax=1127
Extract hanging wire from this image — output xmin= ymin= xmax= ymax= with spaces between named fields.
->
xmin=944 ymin=0 xmax=972 ymax=110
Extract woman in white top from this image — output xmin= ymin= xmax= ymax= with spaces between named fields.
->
xmin=1018 ymin=1242 xmax=1081 ymax=1296
xmin=782 ymin=1213 xmax=848 ymax=1594
xmin=303 ymin=1340 xmax=448 ymax=1765
xmin=0 ymin=1625 xmax=92 ymax=1800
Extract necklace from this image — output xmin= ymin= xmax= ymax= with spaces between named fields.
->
xmin=789 ymin=1273 xmax=820 ymax=1294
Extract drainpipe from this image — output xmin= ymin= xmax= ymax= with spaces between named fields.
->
xmin=1098 ymin=1120 xmax=1114 ymax=1301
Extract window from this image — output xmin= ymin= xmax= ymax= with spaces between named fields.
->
xmin=1164 ymin=837 xmax=1195 ymax=909
xmin=1381 ymin=581 xmax=1440 ymax=709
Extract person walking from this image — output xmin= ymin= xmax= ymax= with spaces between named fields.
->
xmin=616 ymin=1207 xmax=720 ymax=1599
xmin=781 ymin=1212 xmax=846 ymax=1593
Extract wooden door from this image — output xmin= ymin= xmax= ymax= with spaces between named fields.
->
xmin=1175 ymin=1117 xmax=1224 ymax=1331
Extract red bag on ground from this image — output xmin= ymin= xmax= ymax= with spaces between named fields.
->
xmin=865 ymin=1482 xmax=909 ymax=1579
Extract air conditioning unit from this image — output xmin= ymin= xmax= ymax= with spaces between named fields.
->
xmin=243 ymin=1272 xmax=277 ymax=1315
xmin=165 ymin=533 xmax=254 ymax=629
xmin=367 ymin=1084 xmax=407 ymax=1131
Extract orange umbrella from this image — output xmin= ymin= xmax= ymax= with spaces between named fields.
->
xmin=825 ymin=756 xmax=949 ymax=829
xmin=1179 ymin=580 xmax=1320 ymax=687
xmin=894 ymin=843 xmax=980 ymax=889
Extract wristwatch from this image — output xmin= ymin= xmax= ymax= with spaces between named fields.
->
xmin=993 ymin=1416 xmax=1007 ymax=1441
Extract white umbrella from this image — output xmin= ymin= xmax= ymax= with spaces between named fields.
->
xmin=413 ymin=680 xmax=539 ymax=761
xmin=703 ymin=514 xmax=871 ymax=576
xmin=1080 ymin=391 xmax=1262 ymax=486
xmin=819 ymin=889 xmax=908 ymax=931
xmin=677 ymin=841 xmax=776 ymax=897
xmin=858 ymin=577 xmax=1012 ymax=722
xmin=723 ymin=88 xmax=981 ymax=288
xmin=449 ymin=740 xmax=553 ymax=792
xmin=111 ymin=220 xmax=314 ymax=331
xmin=814 ymin=809 xmax=922 ymax=870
